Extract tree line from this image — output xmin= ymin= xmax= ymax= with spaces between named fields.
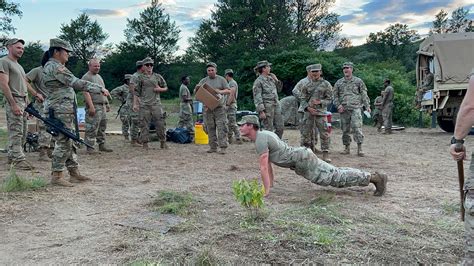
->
xmin=1 ymin=0 xmax=473 ymax=126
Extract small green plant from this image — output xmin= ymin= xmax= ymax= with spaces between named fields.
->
xmin=1 ymin=168 xmax=47 ymax=192
xmin=149 ymin=191 xmax=193 ymax=215
xmin=232 ymin=178 xmax=265 ymax=220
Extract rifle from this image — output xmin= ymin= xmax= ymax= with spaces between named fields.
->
xmin=25 ymin=103 xmax=94 ymax=149
xmin=116 ymin=101 xmax=126 ymax=119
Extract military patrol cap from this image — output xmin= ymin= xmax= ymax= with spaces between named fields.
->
xmin=124 ymin=74 xmax=132 ymax=80
xmin=206 ymin=62 xmax=217 ymax=68
xmin=135 ymin=60 xmax=143 ymax=67
xmin=142 ymin=57 xmax=154 ymax=64
xmin=49 ymin=38 xmax=73 ymax=52
xmin=256 ymin=60 xmax=272 ymax=69
xmin=237 ymin=115 xmax=260 ymax=126
xmin=342 ymin=62 xmax=354 ymax=69
xmin=5 ymin=38 xmax=25 ymax=46
xmin=307 ymin=64 xmax=322 ymax=71
xmin=224 ymin=69 xmax=233 ymax=75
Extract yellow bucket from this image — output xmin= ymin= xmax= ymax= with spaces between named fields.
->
xmin=194 ymin=123 xmax=208 ymax=144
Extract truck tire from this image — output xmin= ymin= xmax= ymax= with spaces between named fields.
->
xmin=437 ymin=116 xmax=455 ymax=132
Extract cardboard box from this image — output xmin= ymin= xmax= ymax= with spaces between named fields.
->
xmin=27 ymin=120 xmax=38 ymax=133
xmin=195 ymin=83 xmax=220 ymax=110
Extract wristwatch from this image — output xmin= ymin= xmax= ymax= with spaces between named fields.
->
xmin=451 ymin=136 xmax=465 ymax=145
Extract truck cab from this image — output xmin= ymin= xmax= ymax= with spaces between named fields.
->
xmin=417 ymin=32 xmax=474 ymax=132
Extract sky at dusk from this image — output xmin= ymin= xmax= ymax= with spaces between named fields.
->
xmin=10 ymin=0 xmax=474 ymax=54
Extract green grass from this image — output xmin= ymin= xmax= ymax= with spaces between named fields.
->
xmin=441 ymin=200 xmax=460 ymax=216
xmin=129 ymin=260 xmax=162 ymax=266
xmin=149 ymin=191 xmax=193 ymax=215
xmin=1 ymin=168 xmax=47 ymax=192
xmin=0 ymin=128 xmax=7 ymax=149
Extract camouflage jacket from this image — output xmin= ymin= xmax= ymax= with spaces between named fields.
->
xmin=292 ymin=77 xmax=311 ymax=103
xmin=131 ymin=72 xmax=167 ymax=106
xmin=252 ymin=75 xmax=282 ymax=112
xmin=382 ymin=85 xmax=394 ymax=108
xmin=333 ymin=76 xmax=370 ymax=111
xmin=421 ymin=73 xmax=434 ymax=91
xmin=110 ymin=84 xmax=130 ymax=106
xmin=299 ymin=78 xmax=333 ymax=114
xmin=42 ymin=58 xmax=103 ymax=113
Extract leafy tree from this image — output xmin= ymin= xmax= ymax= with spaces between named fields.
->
xmin=58 ymin=13 xmax=109 ymax=68
xmin=124 ymin=2 xmax=180 ymax=65
xmin=0 ymin=0 xmax=22 ymax=37
xmin=19 ymin=41 xmax=44 ymax=72
xmin=335 ymin=37 xmax=352 ymax=50
xmin=430 ymin=9 xmax=448 ymax=34
xmin=288 ymin=0 xmax=341 ymax=50
xmin=448 ymin=7 xmax=473 ymax=33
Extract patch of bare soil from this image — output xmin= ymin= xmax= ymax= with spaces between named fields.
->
xmin=0 ymin=108 xmax=465 ymax=264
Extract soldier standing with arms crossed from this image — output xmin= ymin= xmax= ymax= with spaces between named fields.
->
xmin=252 ymin=60 xmax=284 ymax=139
xmin=449 ymin=69 xmax=474 ymax=264
xmin=82 ymin=59 xmax=113 ymax=153
xmin=0 ymin=38 xmax=43 ymax=170
xmin=224 ymin=69 xmax=242 ymax=144
xmin=132 ymin=57 xmax=168 ymax=150
xmin=177 ymin=75 xmax=194 ymax=137
xmin=110 ymin=74 xmax=132 ymax=141
xmin=299 ymin=64 xmax=333 ymax=163
xmin=381 ymin=79 xmax=394 ymax=134
xmin=42 ymin=38 xmax=109 ymax=186
xmin=196 ymin=62 xmax=231 ymax=154
xmin=334 ymin=62 xmax=371 ymax=157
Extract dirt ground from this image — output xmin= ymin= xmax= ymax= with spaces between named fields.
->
xmin=0 ymin=106 xmax=466 ymax=264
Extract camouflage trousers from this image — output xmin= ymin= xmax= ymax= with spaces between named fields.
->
xmin=463 ymin=155 xmax=474 ymax=264
xmin=130 ymin=108 xmax=140 ymax=141
xmin=226 ymin=106 xmax=240 ymax=140
xmin=51 ymin=113 xmax=79 ymax=172
xmin=301 ymin=113 xmax=330 ymax=151
xmin=119 ymin=105 xmax=131 ymax=138
xmin=292 ymin=147 xmax=370 ymax=187
xmin=262 ymin=102 xmax=284 ymax=138
xmin=139 ymin=104 xmax=166 ymax=143
xmin=340 ymin=108 xmax=364 ymax=146
xmin=178 ymin=102 xmax=194 ymax=133
xmin=6 ymin=97 xmax=27 ymax=162
xmin=85 ymin=104 xmax=108 ymax=147
xmin=33 ymin=101 xmax=53 ymax=148
xmin=203 ymin=106 xmax=228 ymax=150
xmin=382 ymin=104 xmax=393 ymax=130
xmin=373 ymin=110 xmax=383 ymax=130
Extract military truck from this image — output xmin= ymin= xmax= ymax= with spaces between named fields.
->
xmin=417 ymin=32 xmax=474 ymax=132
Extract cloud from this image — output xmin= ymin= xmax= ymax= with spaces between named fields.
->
xmin=81 ymin=8 xmax=128 ymax=17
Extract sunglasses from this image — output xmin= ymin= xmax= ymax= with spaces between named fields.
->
xmin=145 ymin=63 xmax=154 ymax=67
xmin=343 ymin=67 xmax=351 ymax=69
xmin=311 ymin=70 xmax=320 ymax=73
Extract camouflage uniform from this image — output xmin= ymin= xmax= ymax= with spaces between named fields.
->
xmin=26 ymin=66 xmax=54 ymax=150
xmin=197 ymin=74 xmax=230 ymax=151
xmin=177 ymin=83 xmax=194 ymax=133
xmin=373 ymin=95 xmax=383 ymax=130
xmin=42 ymin=58 xmax=103 ymax=172
xmin=293 ymin=76 xmax=317 ymax=147
xmin=225 ymin=78 xmax=241 ymax=142
xmin=252 ymin=74 xmax=284 ymax=138
xmin=0 ymin=54 xmax=28 ymax=164
xmin=131 ymin=72 xmax=167 ymax=144
xmin=416 ymin=71 xmax=434 ymax=104
xmin=255 ymin=130 xmax=370 ymax=187
xmin=82 ymin=72 xmax=109 ymax=148
xmin=129 ymin=71 xmax=141 ymax=142
xmin=382 ymin=85 xmax=394 ymax=131
xmin=111 ymin=83 xmax=131 ymax=139
xmin=299 ymin=78 xmax=333 ymax=151
xmin=280 ymin=95 xmax=300 ymax=126
xmin=334 ymin=76 xmax=370 ymax=146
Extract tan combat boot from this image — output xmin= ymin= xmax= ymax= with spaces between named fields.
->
xmin=357 ymin=144 xmax=365 ymax=157
xmin=38 ymin=147 xmax=51 ymax=162
xmin=142 ymin=142 xmax=149 ymax=150
xmin=131 ymin=140 xmax=142 ymax=147
xmin=340 ymin=145 xmax=350 ymax=154
xmin=99 ymin=143 xmax=113 ymax=152
xmin=370 ymin=172 xmax=388 ymax=196
xmin=160 ymin=141 xmax=169 ymax=149
xmin=51 ymin=171 xmax=74 ymax=187
xmin=228 ymin=136 xmax=234 ymax=144
xmin=69 ymin=168 xmax=91 ymax=183
xmin=322 ymin=151 xmax=332 ymax=163
xmin=87 ymin=147 xmax=100 ymax=155
xmin=218 ymin=148 xmax=227 ymax=154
